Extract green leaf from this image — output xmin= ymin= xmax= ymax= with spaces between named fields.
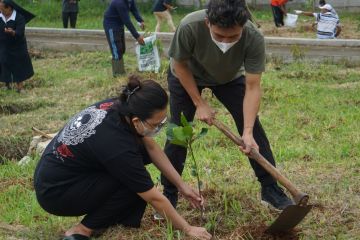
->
xmin=166 ymin=123 xmax=178 ymax=141
xmin=183 ymin=126 xmax=193 ymax=139
xmin=170 ymin=139 xmax=187 ymax=147
xmin=194 ymin=128 xmax=208 ymax=141
xmin=180 ymin=113 xmax=190 ymax=127
xmin=173 ymin=126 xmax=187 ymax=142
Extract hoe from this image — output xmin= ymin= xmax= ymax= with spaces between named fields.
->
xmin=213 ymin=119 xmax=312 ymax=233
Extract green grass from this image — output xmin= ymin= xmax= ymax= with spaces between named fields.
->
xmin=15 ymin=0 xmax=360 ymax=38
xmin=18 ymin=0 xmax=195 ymax=32
xmin=0 ymin=52 xmax=359 ymax=239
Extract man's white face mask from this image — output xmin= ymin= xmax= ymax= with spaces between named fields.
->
xmin=209 ymin=26 xmax=240 ymax=53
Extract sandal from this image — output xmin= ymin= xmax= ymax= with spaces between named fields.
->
xmin=62 ymin=234 xmax=90 ymax=240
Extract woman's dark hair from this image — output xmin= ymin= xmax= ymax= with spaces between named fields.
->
xmin=3 ymin=3 xmax=11 ymax=9
xmin=319 ymin=0 xmax=326 ymax=6
xmin=115 ymin=75 xmax=168 ymax=121
xmin=206 ymin=0 xmax=249 ymax=28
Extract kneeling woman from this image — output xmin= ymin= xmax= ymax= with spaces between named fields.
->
xmin=34 ymin=76 xmax=212 ymax=240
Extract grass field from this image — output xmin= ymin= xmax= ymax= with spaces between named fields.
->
xmin=0 ymin=51 xmax=359 ymax=239
xmin=16 ymin=0 xmax=360 ymax=39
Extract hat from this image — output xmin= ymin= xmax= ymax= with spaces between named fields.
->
xmin=319 ymin=3 xmax=333 ymax=11
xmin=2 ymin=0 xmax=35 ymax=23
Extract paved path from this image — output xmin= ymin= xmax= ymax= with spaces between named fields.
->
xmin=26 ymin=27 xmax=360 ymax=62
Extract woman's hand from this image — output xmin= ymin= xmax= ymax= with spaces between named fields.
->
xmin=184 ymin=226 xmax=212 ymax=240
xmin=4 ymin=28 xmax=15 ymax=36
xmin=179 ymin=184 xmax=204 ymax=209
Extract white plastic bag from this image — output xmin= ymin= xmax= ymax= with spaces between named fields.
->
xmin=284 ymin=13 xmax=298 ymax=27
xmin=135 ymin=34 xmax=161 ymax=73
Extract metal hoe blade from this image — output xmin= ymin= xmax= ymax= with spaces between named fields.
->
xmin=266 ymin=204 xmax=313 ymax=233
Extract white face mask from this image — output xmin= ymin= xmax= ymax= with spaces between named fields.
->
xmin=208 ymin=26 xmax=240 ymax=54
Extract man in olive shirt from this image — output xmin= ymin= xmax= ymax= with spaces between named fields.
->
xmin=161 ymin=0 xmax=293 ymax=211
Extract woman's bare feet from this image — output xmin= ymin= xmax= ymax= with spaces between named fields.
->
xmin=65 ymin=223 xmax=93 ymax=237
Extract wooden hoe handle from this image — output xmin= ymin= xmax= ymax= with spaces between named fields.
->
xmin=213 ymin=119 xmax=309 ymax=206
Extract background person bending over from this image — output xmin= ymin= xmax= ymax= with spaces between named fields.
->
xmin=152 ymin=0 xmax=176 ymax=32
xmin=161 ymin=0 xmax=294 ymax=214
xmin=0 ymin=0 xmax=35 ymax=93
xmin=62 ymin=0 xmax=79 ymax=29
xmin=103 ymin=0 xmax=145 ymax=76
xmin=319 ymin=0 xmax=338 ymax=18
xmin=295 ymin=3 xmax=341 ymax=39
xmin=34 ymin=76 xmax=212 ymax=240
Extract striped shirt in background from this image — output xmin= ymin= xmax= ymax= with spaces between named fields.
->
xmin=313 ymin=12 xmax=340 ymax=39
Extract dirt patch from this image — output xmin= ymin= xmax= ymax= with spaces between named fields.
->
xmin=0 ymin=102 xmax=55 ymax=115
xmin=0 ymin=136 xmax=30 ymax=161
xmin=0 ymin=178 xmax=33 ymax=193
xmin=328 ymin=82 xmax=360 ymax=89
xmin=28 ymin=49 xmax=45 ymax=60
xmin=225 ymin=225 xmax=300 ymax=240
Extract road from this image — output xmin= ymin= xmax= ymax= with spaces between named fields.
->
xmin=26 ymin=27 xmax=360 ymax=62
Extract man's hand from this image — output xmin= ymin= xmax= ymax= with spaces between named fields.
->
xmin=179 ymin=184 xmax=204 ymax=209
xmin=239 ymin=132 xmax=259 ymax=156
xmin=137 ymin=35 xmax=145 ymax=45
xmin=139 ymin=22 xmax=145 ymax=30
xmin=195 ymin=100 xmax=216 ymax=125
xmin=4 ymin=28 xmax=15 ymax=36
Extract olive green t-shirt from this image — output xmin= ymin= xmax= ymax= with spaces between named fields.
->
xmin=168 ymin=10 xmax=265 ymax=86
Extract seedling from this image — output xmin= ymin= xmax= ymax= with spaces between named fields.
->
xmin=167 ymin=113 xmax=208 ymax=220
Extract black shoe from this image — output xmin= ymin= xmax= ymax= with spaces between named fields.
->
xmin=261 ymin=184 xmax=294 ymax=210
xmin=62 ymin=234 xmax=90 ymax=240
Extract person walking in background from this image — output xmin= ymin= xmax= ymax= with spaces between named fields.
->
xmin=270 ymin=0 xmax=290 ymax=27
xmin=294 ymin=3 xmax=341 ymax=39
xmin=62 ymin=0 xmax=79 ymax=29
xmin=103 ymin=0 xmax=145 ymax=77
xmin=152 ymin=0 xmax=176 ymax=32
xmin=0 ymin=0 xmax=35 ymax=93
xmin=34 ymin=76 xmax=212 ymax=240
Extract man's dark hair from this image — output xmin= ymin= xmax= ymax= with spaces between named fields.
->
xmin=319 ymin=0 xmax=326 ymax=6
xmin=206 ymin=0 xmax=249 ymax=28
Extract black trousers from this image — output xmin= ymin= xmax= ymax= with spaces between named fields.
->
xmin=62 ymin=12 xmax=78 ymax=28
xmin=103 ymin=25 xmax=126 ymax=61
xmin=271 ymin=5 xmax=284 ymax=27
xmin=35 ymin=170 xmax=147 ymax=229
xmin=161 ymin=69 xmax=276 ymax=206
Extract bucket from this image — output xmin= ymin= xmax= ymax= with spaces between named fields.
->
xmin=284 ymin=13 xmax=298 ymax=27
